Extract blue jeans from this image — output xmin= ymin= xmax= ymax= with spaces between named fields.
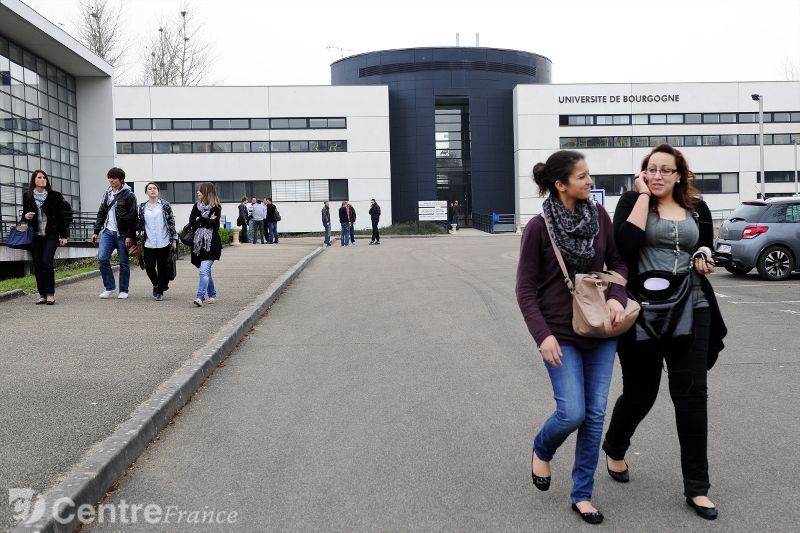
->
xmin=340 ymin=223 xmax=350 ymax=246
xmin=98 ymin=229 xmax=130 ymax=293
xmin=323 ymin=223 xmax=331 ymax=245
xmin=250 ymin=219 xmax=264 ymax=243
xmin=268 ymin=221 xmax=278 ymax=243
xmin=533 ymin=339 xmax=617 ymax=503
xmin=196 ymin=260 xmax=217 ymax=301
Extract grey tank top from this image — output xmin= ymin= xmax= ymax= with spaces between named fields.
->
xmin=639 ymin=210 xmax=708 ymax=309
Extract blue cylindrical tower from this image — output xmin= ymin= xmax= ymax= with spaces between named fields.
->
xmin=331 ymin=47 xmax=552 ymax=223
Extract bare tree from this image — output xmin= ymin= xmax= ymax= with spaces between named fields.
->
xmin=75 ymin=0 xmax=127 ymax=73
xmin=140 ymin=3 xmax=214 ymax=86
xmin=784 ymin=58 xmax=800 ymax=81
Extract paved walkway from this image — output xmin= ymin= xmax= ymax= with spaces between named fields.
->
xmin=0 ymin=240 xmax=319 ymax=531
xmin=84 ymin=237 xmax=800 ymax=531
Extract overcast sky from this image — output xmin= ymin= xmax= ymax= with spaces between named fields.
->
xmin=26 ymin=0 xmax=800 ymax=86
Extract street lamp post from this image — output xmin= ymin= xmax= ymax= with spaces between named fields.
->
xmin=794 ymin=139 xmax=798 ymax=197
xmin=752 ymin=94 xmax=765 ymax=199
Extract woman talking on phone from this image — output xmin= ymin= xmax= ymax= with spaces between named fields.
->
xmin=602 ymin=144 xmax=726 ymax=520
xmin=516 ymin=150 xmax=628 ymax=525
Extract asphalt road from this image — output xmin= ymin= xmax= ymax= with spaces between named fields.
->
xmin=77 ymin=236 xmax=799 ymax=532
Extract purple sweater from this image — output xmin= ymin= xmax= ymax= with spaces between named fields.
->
xmin=515 ymin=205 xmax=628 ymax=350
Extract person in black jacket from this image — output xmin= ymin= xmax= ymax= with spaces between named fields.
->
xmin=21 ymin=169 xmax=69 ymax=304
xmin=369 ymin=199 xmax=381 ymax=245
xmin=91 ymin=167 xmax=138 ymax=299
xmin=348 ymin=202 xmax=357 ymax=244
xmin=321 ymin=200 xmax=332 ymax=246
xmin=266 ymin=198 xmax=279 ymax=243
xmin=602 ymin=144 xmax=726 ymax=521
xmin=237 ymin=196 xmax=250 ymax=243
xmin=191 ymin=182 xmax=223 ymax=307
xmin=338 ymin=200 xmax=352 ymax=246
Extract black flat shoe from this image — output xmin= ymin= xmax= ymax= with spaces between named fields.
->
xmin=531 ymin=471 xmax=550 ymax=491
xmin=571 ymin=503 xmax=604 ymax=525
xmin=686 ymin=497 xmax=718 ymax=520
xmin=605 ymin=453 xmax=629 ymax=483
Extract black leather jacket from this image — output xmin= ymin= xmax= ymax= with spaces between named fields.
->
xmin=93 ymin=186 xmax=138 ymax=238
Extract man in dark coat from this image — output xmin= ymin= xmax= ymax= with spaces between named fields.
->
xmin=321 ymin=200 xmax=332 ymax=246
xmin=369 ymin=198 xmax=381 ymax=245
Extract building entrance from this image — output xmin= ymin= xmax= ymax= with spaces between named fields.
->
xmin=435 ymin=100 xmax=472 ymax=226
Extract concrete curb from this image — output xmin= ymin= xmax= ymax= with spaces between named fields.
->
xmin=0 ymin=266 xmax=119 ymax=302
xmin=0 ymin=288 xmax=24 ymax=301
xmin=14 ymin=247 xmax=324 ymax=533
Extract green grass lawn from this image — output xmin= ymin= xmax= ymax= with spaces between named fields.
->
xmin=0 ymin=263 xmax=101 ymax=294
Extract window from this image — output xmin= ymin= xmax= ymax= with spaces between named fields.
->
xmin=329 ymin=179 xmax=348 ymax=201
xmin=309 ymin=180 xmax=328 ymax=201
xmin=192 ymin=142 xmax=212 ymax=153
xmin=774 ymin=112 xmax=791 ymax=122
xmin=649 ymin=136 xmax=666 ymax=146
xmin=595 ymin=115 xmax=613 ymax=125
xmin=131 ymin=119 xmax=150 ymax=130
xmin=309 ymin=140 xmax=328 ymax=152
xmin=719 ymin=113 xmax=736 ymax=123
xmin=667 ymin=136 xmax=683 ymax=146
xmin=230 ymin=119 xmax=249 ymax=129
xmin=327 ymin=118 xmax=346 ymax=128
xmin=153 ymin=142 xmax=171 ymax=154
xmin=560 ymin=138 xmax=577 ymax=148
xmin=667 ymin=114 xmax=684 ymax=124
xmin=132 ymin=142 xmax=152 ymax=154
xmin=684 ymin=114 xmax=702 ymax=124
xmin=702 ymin=114 xmax=719 ymax=124
xmin=250 ymin=119 xmax=270 ymax=129
xmin=251 ymin=141 xmax=269 ymax=152
xmin=593 ymin=174 xmax=632 ymax=196
xmin=764 ymin=171 xmax=795 ymax=183
xmin=212 ymin=141 xmax=232 ymax=152
xmin=290 ymin=140 xmax=309 ymax=152
xmin=272 ymin=180 xmax=310 ymax=201
xmin=721 ymin=173 xmax=738 ymax=193
xmin=172 ymin=142 xmax=192 ymax=153
xmin=568 ymin=115 xmax=587 ymax=126
xmin=115 ymin=119 xmax=131 ymax=130
xmin=702 ymin=135 xmax=720 ymax=146
xmin=786 ymin=205 xmax=800 ymax=222
xmin=251 ymin=181 xmax=271 ymax=198
xmin=309 ymin=118 xmax=328 ymax=128
xmin=116 ymin=142 xmax=132 ymax=154
xmin=773 ymin=134 xmax=791 ymax=145
xmin=693 ymin=172 xmax=738 ymax=193
xmin=232 ymin=142 xmax=249 ymax=153
xmin=288 ymin=118 xmax=307 ymax=129
xmin=739 ymin=113 xmax=757 ymax=123
xmin=212 ymin=119 xmax=230 ymax=129
xmin=649 ymin=114 xmax=666 ymax=124
xmin=215 ymin=181 xmax=249 ymax=202
xmin=720 ymin=135 xmax=737 ymax=146
xmin=613 ymin=115 xmax=629 ymax=125
xmin=738 ymin=134 xmax=756 ymax=145
xmin=172 ymin=182 xmax=194 ymax=202
xmin=173 ymin=119 xmax=191 ymax=129
xmin=271 ymin=141 xmax=289 ymax=152
xmin=191 ymin=119 xmax=210 ymax=129
xmin=152 ymin=118 xmax=171 ymax=130
xmin=328 ymin=140 xmax=346 ymax=152
xmin=632 ymin=114 xmax=648 ymax=125
xmin=270 ymin=118 xmax=289 ymax=129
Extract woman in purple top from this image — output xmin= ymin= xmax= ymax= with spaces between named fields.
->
xmin=516 ymin=150 xmax=628 ymax=525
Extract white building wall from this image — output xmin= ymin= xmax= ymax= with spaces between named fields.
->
xmin=514 ymin=82 xmax=800 ymax=219
xmin=113 ymin=85 xmax=391 ymax=233
xmin=76 ymin=76 xmax=115 ymax=208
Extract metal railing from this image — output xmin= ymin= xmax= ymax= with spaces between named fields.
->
xmin=1 ymin=212 xmax=97 ymax=246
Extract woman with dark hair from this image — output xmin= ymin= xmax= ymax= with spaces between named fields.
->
xmin=136 ymin=182 xmax=177 ymax=301
xmin=603 ymin=144 xmax=726 ymax=520
xmin=516 ymin=150 xmax=628 ymax=525
xmin=190 ymin=182 xmax=222 ymax=307
xmin=21 ymin=170 xmax=68 ymax=304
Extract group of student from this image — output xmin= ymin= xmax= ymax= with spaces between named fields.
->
xmin=516 ymin=144 xmax=726 ymax=524
xmin=22 ymin=167 xmax=222 ymax=307
xmin=237 ymin=196 xmax=280 ymax=244
xmin=320 ymin=199 xmax=382 ymax=247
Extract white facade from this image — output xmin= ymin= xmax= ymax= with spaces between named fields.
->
xmin=113 ymin=86 xmax=391 ymax=233
xmin=514 ymin=82 xmax=800 ymax=218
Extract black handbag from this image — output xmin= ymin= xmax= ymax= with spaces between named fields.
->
xmin=178 ymin=223 xmax=195 ymax=246
xmin=167 ymin=247 xmax=178 ymax=280
xmin=628 ymin=270 xmax=694 ymax=341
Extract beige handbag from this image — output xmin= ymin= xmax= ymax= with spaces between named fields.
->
xmin=543 ymin=216 xmax=640 ymax=338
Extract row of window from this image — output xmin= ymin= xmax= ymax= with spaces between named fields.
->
xmin=1 ymin=140 xmax=79 ymax=165
xmin=560 ymin=133 xmax=800 ymax=149
xmin=2 ymin=84 xmax=77 ymax=120
xmin=2 ymin=125 xmax=79 ymax=152
xmin=1 ymin=36 xmax=77 ymax=90
xmin=117 ymin=140 xmax=347 ymax=155
xmin=757 ymin=171 xmax=800 ymax=183
xmin=560 ymin=112 xmax=800 ymax=127
xmin=0 ymin=160 xmax=80 ymax=186
xmin=150 ymin=179 xmax=349 ymax=204
xmin=115 ymin=117 xmax=347 ymax=131
xmin=593 ymin=173 xmax=739 ymax=196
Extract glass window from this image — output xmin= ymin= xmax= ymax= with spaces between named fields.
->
xmin=649 ymin=136 xmax=666 ymax=146
xmin=649 ymin=114 xmax=666 ymax=124
xmin=568 ymin=116 xmax=586 ymax=126
xmin=173 ymin=119 xmax=191 ymax=129
xmin=791 ymin=113 xmax=800 ymax=122
xmin=702 ymin=135 xmax=720 ymax=146
xmin=212 ymin=141 xmax=232 ymax=152
xmin=289 ymin=118 xmax=307 ymax=129
xmin=632 ymin=137 xmax=649 ymax=147
xmin=667 ymin=136 xmax=684 ymax=146
xmin=153 ymin=142 xmax=171 ymax=154
xmin=309 ymin=179 xmax=328 ymax=201
xmin=721 ymin=173 xmax=738 ymax=193
xmin=232 ymin=141 xmax=249 ymax=153
xmin=763 ymin=113 xmax=773 ymax=123
xmin=327 ymin=118 xmax=346 ymax=128
xmin=328 ymin=140 xmax=346 ymax=152
xmin=632 ymin=114 xmax=648 ymax=125
xmin=329 ymin=179 xmax=348 ymax=201
xmin=272 ymin=179 xmax=310 ymax=201
xmin=192 ymin=142 xmax=212 ymax=153
xmin=612 ymin=115 xmax=630 ymax=125
xmin=212 ymin=119 xmax=230 ymax=129
xmin=773 ymin=134 xmax=791 ymax=145
xmin=309 ymin=118 xmax=328 ymax=128
xmin=173 ymin=182 xmax=194 ymax=203
xmin=270 ymin=118 xmax=289 ymax=129
xmin=191 ymin=119 xmax=210 ymax=129
xmin=719 ymin=113 xmax=736 ymax=123
xmin=132 ymin=142 xmax=152 ymax=154
xmin=115 ymin=119 xmax=131 ymax=130
xmin=560 ymin=138 xmax=577 ymax=149
xmin=593 ymin=174 xmax=632 ymax=196
xmin=595 ymin=116 xmax=613 ymax=125
xmin=172 ymin=142 xmax=192 ymax=153
xmin=792 ymin=134 xmax=800 ymax=144
xmin=216 ymin=181 xmax=248 ymax=202
xmin=250 ymin=118 xmax=270 ymax=129
xmin=290 ymin=140 xmax=308 ymax=152
xmin=230 ymin=119 xmax=249 ymax=129
xmin=271 ymin=141 xmax=289 ymax=152
xmin=738 ymin=134 xmax=756 ymax=145
xmin=309 ymin=140 xmax=328 ymax=152
xmin=251 ymin=141 xmax=270 ymax=152
xmin=773 ymin=112 xmax=791 ymax=122
xmin=131 ymin=119 xmax=151 ymax=130
xmin=720 ymin=135 xmax=737 ymax=146
xmin=696 ymin=173 xmax=721 ymax=193
xmin=251 ymin=180 xmax=271 ymax=198
xmin=702 ymin=114 xmax=719 ymax=124
xmin=738 ymin=113 xmax=756 ymax=123
xmin=667 ymin=114 xmax=684 ymax=124
xmin=558 ymin=115 xmax=569 ymax=126
xmin=116 ymin=142 xmax=132 ymax=154
xmin=152 ymin=118 xmax=171 ymax=130
xmin=613 ymin=137 xmax=631 ymax=148
xmin=763 ymin=134 xmax=774 ymax=145
xmin=684 ymin=114 xmax=702 ymax=124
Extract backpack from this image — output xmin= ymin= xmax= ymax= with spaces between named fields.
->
xmin=274 ymin=209 xmax=281 ymax=222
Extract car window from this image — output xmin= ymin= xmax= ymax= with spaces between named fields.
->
xmin=728 ymin=204 xmax=767 ymax=222
xmin=786 ymin=204 xmax=800 ymax=223
xmin=760 ymin=205 xmax=786 ymax=223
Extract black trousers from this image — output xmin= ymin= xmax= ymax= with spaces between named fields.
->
xmin=238 ymin=224 xmax=249 ymax=242
xmin=143 ymin=245 xmax=171 ymax=293
xmin=263 ymin=220 xmax=270 ymax=242
xmin=31 ymin=235 xmax=58 ymax=296
xmin=350 ymin=223 xmax=356 ymax=243
xmin=603 ymin=308 xmax=712 ymax=497
xmin=371 ymin=219 xmax=379 ymax=242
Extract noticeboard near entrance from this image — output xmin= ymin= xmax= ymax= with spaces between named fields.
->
xmin=418 ymin=201 xmax=448 ymax=221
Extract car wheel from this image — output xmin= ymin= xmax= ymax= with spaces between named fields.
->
xmin=724 ymin=265 xmax=752 ymax=276
xmin=756 ymin=246 xmax=795 ymax=281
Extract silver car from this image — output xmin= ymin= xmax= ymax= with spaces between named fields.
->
xmin=714 ymin=198 xmax=800 ymax=281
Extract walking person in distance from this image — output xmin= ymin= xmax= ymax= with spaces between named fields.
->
xmin=21 ymin=169 xmax=69 ymax=305
xmin=516 ymin=150 xmax=629 ymax=525
xmin=322 ymin=200 xmax=332 ymax=246
xmin=369 ymin=198 xmax=381 ymax=245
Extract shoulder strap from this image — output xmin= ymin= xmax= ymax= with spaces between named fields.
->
xmin=541 ymin=215 xmax=574 ymax=292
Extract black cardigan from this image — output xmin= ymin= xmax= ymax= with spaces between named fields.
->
xmin=613 ymin=191 xmax=727 ymax=369
xmin=21 ymin=190 xmax=68 ymax=239
xmin=189 ymin=204 xmax=222 ymax=267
